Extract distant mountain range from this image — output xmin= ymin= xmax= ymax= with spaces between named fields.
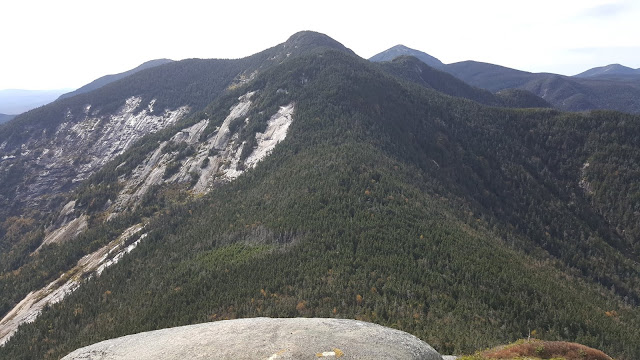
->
xmin=0 ymin=60 xmax=174 ymax=121
xmin=376 ymin=56 xmax=550 ymax=109
xmin=371 ymin=46 xmax=640 ymax=114
xmin=57 ymin=59 xmax=174 ymax=100
xmin=0 ymin=89 xmax=72 ymax=115
xmin=0 ymin=114 xmax=15 ymax=124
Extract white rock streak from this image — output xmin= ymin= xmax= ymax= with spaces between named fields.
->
xmin=0 ymin=225 xmax=146 ymax=346
xmin=579 ymin=161 xmax=593 ymax=195
xmin=72 ymin=97 xmax=189 ymax=183
xmin=0 ymin=97 xmax=194 ymax=345
xmin=244 ymin=103 xmax=294 ymax=169
xmin=212 ymin=92 xmax=255 ymax=149
xmin=15 ymin=97 xmax=189 ymax=204
xmin=1 ymin=94 xmax=297 ymax=346
xmin=110 ymin=92 xmax=294 ymax=213
xmin=35 ymin=215 xmax=89 ymax=252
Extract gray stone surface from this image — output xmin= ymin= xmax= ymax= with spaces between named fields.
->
xmin=62 ymin=317 xmax=443 ymax=360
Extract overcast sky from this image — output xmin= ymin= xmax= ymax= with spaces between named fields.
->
xmin=1 ymin=0 xmax=639 ymax=90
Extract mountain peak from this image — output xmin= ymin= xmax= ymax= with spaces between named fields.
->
xmin=390 ymin=44 xmax=411 ymax=51
xmin=285 ymin=30 xmax=335 ymax=43
xmin=282 ymin=31 xmax=354 ymax=56
xmin=575 ymin=63 xmax=640 ymax=78
xmin=369 ymin=44 xmax=443 ymax=68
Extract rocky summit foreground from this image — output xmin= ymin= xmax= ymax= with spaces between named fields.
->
xmin=62 ymin=317 xmax=443 ymax=360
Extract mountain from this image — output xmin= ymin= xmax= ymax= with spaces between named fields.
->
xmin=575 ymin=64 xmax=640 ymax=78
xmin=377 ymin=56 xmax=550 ymax=108
xmin=443 ymin=61 xmax=640 ymax=113
xmin=444 ymin=61 xmax=542 ymax=92
xmin=370 ymin=46 xmax=640 ymax=114
xmin=57 ymin=59 xmax=174 ymax=100
xmin=0 ymin=114 xmax=15 ymax=124
xmin=0 ymin=89 xmax=72 ymax=114
xmin=370 ymin=45 xmax=444 ymax=68
xmin=1 ymin=32 xmax=640 ymax=360
xmin=0 ymin=31 xmax=352 ymax=217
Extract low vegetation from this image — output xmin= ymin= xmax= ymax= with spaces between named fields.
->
xmin=460 ymin=339 xmax=612 ymax=360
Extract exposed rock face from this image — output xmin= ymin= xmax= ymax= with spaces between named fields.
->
xmin=0 ymin=90 xmax=297 ymax=346
xmin=111 ymin=91 xmax=294 ymax=213
xmin=0 ymin=96 xmax=189 ymax=212
xmin=0 ymin=224 xmax=146 ymax=345
xmin=62 ymin=318 xmax=443 ymax=360
xmin=244 ymin=103 xmax=294 ymax=169
xmin=36 ymin=214 xmax=88 ymax=251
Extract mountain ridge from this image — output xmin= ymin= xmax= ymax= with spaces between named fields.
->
xmin=377 ymin=56 xmax=550 ymax=108
xmin=371 ymin=45 xmax=640 ymax=114
xmin=57 ymin=59 xmax=174 ymax=100
xmin=0 ymin=88 xmax=72 ymax=114
xmin=0 ymin=31 xmax=355 ymax=320
xmin=575 ymin=63 xmax=640 ymax=78
xmin=442 ymin=61 xmax=640 ymax=113
xmin=0 ymin=31 xmax=352 ymax=213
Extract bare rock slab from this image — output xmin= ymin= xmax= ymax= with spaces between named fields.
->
xmin=62 ymin=317 xmax=443 ymax=359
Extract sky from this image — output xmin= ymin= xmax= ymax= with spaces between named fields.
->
xmin=1 ymin=0 xmax=639 ymax=90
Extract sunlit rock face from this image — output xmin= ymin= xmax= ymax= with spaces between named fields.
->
xmin=0 ymin=97 xmax=189 ymax=210
xmin=0 ymin=90 xmax=296 ymax=346
xmin=62 ymin=318 xmax=444 ymax=360
xmin=111 ymin=91 xmax=294 ymax=213
xmin=0 ymin=225 xmax=147 ymax=346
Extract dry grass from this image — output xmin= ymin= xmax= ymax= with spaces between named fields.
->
xmin=462 ymin=339 xmax=612 ymax=360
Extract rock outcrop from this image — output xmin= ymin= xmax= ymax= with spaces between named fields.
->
xmin=62 ymin=317 xmax=443 ymax=360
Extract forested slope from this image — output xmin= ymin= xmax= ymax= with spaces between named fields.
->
xmin=0 ymin=37 xmax=639 ymax=359
xmin=444 ymin=61 xmax=640 ymax=113
xmin=0 ymin=31 xmax=354 ymax=277
xmin=57 ymin=59 xmax=174 ymax=100
xmin=377 ymin=56 xmax=550 ymax=108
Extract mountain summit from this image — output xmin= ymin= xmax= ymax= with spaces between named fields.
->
xmin=369 ymin=44 xmax=444 ymax=68
xmin=283 ymin=30 xmax=355 ymax=56
xmin=575 ymin=63 xmax=640 ymax=78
